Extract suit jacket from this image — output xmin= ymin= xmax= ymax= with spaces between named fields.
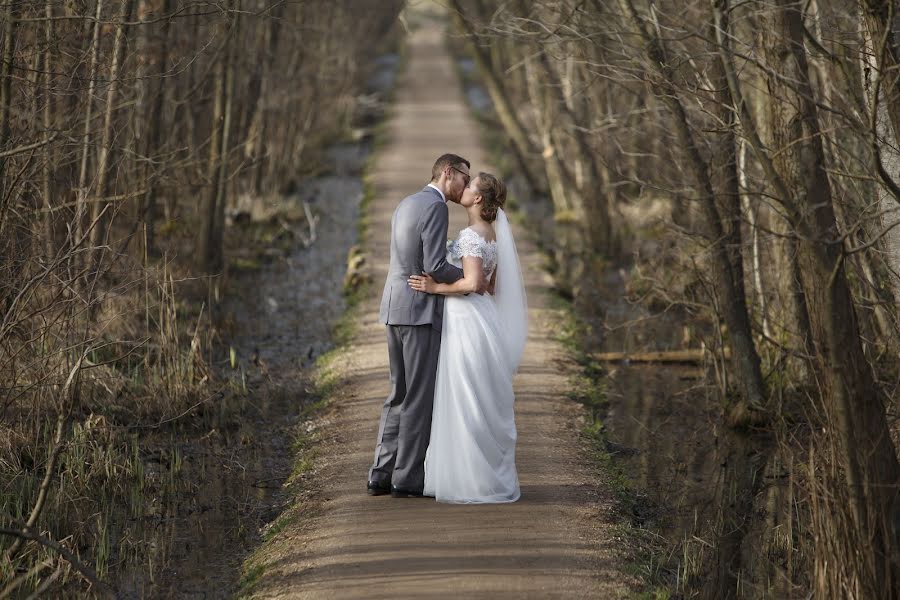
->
xmin=379 ymin=186 xmax=464 ymax=331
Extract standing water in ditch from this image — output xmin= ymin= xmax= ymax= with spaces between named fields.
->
xmin=114 ymin=54 xmax=399 ymax=600
xmin=579 ymin=275 xmax=721 ymax=543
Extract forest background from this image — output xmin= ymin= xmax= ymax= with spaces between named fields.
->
xmin=1 ymin=0 xmax=899 ymax=598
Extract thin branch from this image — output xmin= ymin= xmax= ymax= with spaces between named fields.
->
xmin=4 ymin=348 xmax=87 ymax=560
xmin=0 ymin=133 xmax=58 ymax=158
xmin=0 ymin=527 xmax=115 ymax=598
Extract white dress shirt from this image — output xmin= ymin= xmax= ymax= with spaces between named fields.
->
xmin=427 ymin=183 xmax=446 ymax=203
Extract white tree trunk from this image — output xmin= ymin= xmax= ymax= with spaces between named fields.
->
xmin=863 ymin=30 xmax=900 ymax=303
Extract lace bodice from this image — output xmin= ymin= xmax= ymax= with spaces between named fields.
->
xmin=447 ymin=227 xmax=498 ymax=279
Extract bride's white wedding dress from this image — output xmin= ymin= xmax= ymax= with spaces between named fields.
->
xmin=424 ymin=209 xmax=528 ymax=503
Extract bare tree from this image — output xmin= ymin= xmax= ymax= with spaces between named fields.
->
xmin=718 ymin=0 xmax=899 ymax=593
xmin=89 ymin=0 xmax=135 ymax=260
xmin=0 ymin=0 xmax=21 ymax=234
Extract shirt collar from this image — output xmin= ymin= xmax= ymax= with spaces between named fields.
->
xmin=427 ymin=183 xmax=446 ymax=203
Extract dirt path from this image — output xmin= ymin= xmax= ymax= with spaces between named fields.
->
xmin=248 ymin=10 xmax=638 ymax=599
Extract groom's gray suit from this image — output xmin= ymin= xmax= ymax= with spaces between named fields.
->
xmin=370 ymin=185 xmax=463 ymax=491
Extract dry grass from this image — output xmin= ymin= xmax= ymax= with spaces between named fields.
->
xmin=0 ymin=248 xmax=220 ymax=592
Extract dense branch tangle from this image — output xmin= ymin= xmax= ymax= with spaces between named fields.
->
xmin=450 ymin=0 xmax=900 ymax=597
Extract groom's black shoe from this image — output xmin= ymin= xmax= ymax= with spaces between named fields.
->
xmin=390 ymin=485 xmax=425 ymax=498
xmin=367 ymin=480 xmax=391 ymax=496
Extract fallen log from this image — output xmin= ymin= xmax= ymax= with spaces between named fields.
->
xmin=592 ymin=347 xmax=731 ymax=363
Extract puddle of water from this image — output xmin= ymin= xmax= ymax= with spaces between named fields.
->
xmin=118 ymin=425 xmax=295 ymax=598
xmin=466 ymin=87 xmax=493 ymax=114
xmin=579 ymin=268 xmax=720 ymax=536
xmin=368 ymin=54 xmax=400 ymax=95
xmin=604 ymin=364 xmax=718 ymax=527
xmin=228 ymin=172 xmax=365 ymax=372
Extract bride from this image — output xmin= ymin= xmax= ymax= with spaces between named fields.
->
xmin=407 ymin=172 xmax=527 ymax=504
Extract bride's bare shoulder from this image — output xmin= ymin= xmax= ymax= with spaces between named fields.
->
xmin=468 ymin=222 xmax=496 ymax=243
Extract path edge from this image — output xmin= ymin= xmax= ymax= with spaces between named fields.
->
xmin=234 ymin=46 xmax=408 ymax=600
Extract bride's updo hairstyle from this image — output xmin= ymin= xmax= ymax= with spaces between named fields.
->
xmin=476 ymin=172 xmax=506 ymax=223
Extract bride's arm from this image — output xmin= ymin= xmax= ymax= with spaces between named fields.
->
xmin=408 ymin=256 xmax=483 ymax=295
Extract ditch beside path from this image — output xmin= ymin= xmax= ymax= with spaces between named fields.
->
xmin=247 ymin=12 xmax=639 ymax=599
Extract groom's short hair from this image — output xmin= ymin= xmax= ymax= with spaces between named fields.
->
xmin=431 ymin=154 xmax=470 ymax=182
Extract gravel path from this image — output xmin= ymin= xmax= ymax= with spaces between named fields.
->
xmin=249 ymin=10 xmax=638 ymax=599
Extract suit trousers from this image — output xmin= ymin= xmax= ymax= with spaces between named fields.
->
xmin=369 ymin=324 xmax=442 ymax=491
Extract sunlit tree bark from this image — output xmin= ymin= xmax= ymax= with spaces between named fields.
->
xmin=449 ymin=0 xmax=545 ymax=194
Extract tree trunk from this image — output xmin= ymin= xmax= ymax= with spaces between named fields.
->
xmin=75 ymin=0 xmax=105 ymax=247
xmin=242 ymin=0 xmax=283 ymax=144
xmin=524 ymin=55 xmax=585 ymax=297
xmin=738 ymin=138 xmax=770 ymax=339
xmin=448 ymin=0 xmax=545 ymax=194
xmin=89 ymin=0 xmax=135 ymax=257
xmin=616 ymin=8 xmax=775 ymax=595
xmin=198 ymin=1 xmax=232 ymax=273
xmin=861 ymin=0 xmax=900 ymax=142
xmin=535 ymin=48 xmax=616 ymax=257
xmin=41 ymin=0 xmax=55 ymax=257
xmin=211 ymin=0 xmax=239 ymax=268
xmin=245 ymin=0 xmax=284 ymax=198
xmin=861 ymin=2 xmax=900 ymax=330
xmin=141 ymin=0 xmax=173 ymax=257
xmin=748 ymin=1 xmax=900 ymax=592
xmin=693 ymin=7 xmax=774 ymax=596
xmin=0 ymin=0 xmax=20 ymax=235
xmin=616 ymin=0 xmax=767 ymax=411
xmin=199 ymin=54 xmax=225 ymax=271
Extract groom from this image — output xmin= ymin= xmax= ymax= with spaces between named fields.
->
xmin=368 ymin=154 xmax=482 ymax=498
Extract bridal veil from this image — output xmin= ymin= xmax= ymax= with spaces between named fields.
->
xmin=492 ymin=209 xmax=528 ymax=373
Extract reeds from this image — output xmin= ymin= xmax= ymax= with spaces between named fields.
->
xmin=1 ymin=257 xmax=216 ymax=595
